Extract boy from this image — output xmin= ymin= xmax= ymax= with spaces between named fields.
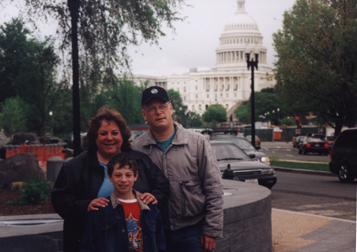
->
xmin=80 ymin=152 xmax=166 ymax=252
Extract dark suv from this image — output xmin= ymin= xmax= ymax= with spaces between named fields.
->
xmin=329 ymin=128 xmax=357 ymax=182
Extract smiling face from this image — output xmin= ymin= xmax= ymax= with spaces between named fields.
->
xmin=142 ymin=98 xmax=174 ymax=131
xmin=96 ymin=120 xmax=123 ymax=163
xmin=108 ymin=164 xmax=138 ymax=199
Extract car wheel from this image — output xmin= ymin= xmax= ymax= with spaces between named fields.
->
xmin=338 ymin=164 xmax=355 ymax=183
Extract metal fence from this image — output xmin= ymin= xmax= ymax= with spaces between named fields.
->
xmin=242 ymin=126 xmax=323 ymax=142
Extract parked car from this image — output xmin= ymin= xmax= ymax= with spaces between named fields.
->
xmin=325 ymin=136 xmax=336 ymax=151
xmin=245 ymin=135 xmax=261 ymax=149
xmin=298 ymin=136 xmax=329 ymax=155
xmin=210 ymin=141 xmax=277 ymax=189
xmin=210 ymin=134 xmax=270 ymax=164
xmin=293 ymin=135 xmax=304 ymax=148
xmin=329 ymin=128 xmax=357 ymax=183
xmin=128 ymin=124 xmax=149 ymax=140
xmin=306 ymin=133 xmax=326 ymax=140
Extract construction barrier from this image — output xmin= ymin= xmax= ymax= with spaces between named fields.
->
xmin=4 ymin=143 xmax=66 ymax=167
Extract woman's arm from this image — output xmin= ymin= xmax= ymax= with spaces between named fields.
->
xmin=51 ymin=161 xmax=91 ymax=220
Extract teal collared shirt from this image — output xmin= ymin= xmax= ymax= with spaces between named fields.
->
xmin=155 ymin=127 xmax=176 ymax=151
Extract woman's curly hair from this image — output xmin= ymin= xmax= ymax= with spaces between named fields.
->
xmin=86 ymin=106 xmax=132 ymax=152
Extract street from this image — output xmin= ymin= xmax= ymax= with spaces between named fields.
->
xmin=271 ymin=171 xmax=356 ymax=221
xmin=261 ymin=142 xmax=330 ymax=162
xmin=257 ymin=141 xmax=356 ymax=221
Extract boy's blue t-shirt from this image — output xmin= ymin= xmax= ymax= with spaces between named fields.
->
xmin=97 ymin=162 xmax=114 ymax=198
xmin=155 ymin=127 xmax=176 ymax=151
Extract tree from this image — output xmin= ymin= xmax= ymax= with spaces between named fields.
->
xmin=185 ymin=111 xmax=203 ymax=128
xmin=0 ymin=96 xmax=28 ymax=137
xmin=0 ymin=18 xmax=30 ymax=104
xmin=234 ymin=101 xmax=251 ymax=124
xmin=106 ymin=77 xmax=145 ymax=125
xmin=202 ymin=104 xmax=227 ymax=124
xmin=234 ymin=88 xmax=288 ymax=125
xmin=273 ymin=0 xmax=357 ymax=136
xmin=167 ymin=89 xmax=187 ymax=124
xmin=5 ymin=0 xmax=185 ymax=155
xmin=18 ymin=37 xmax=61 ymax=144
xmin=0 ymin=19 xmax=62 ymax=142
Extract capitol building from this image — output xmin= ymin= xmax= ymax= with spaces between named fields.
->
xmin=131 ymin=0 xmax=276 ymax=117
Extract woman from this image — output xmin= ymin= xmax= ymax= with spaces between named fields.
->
xmin=51 ymin=107 xmax=169 ymax=252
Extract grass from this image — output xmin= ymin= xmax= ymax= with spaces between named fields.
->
xmin=270 ymin=161 xmax=329 ymax=172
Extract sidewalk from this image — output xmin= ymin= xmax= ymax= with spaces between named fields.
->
xmin=0 ymin=209 xmax=355 ymax=252
xmin=272 ymin=209 xmax=356 ymax=252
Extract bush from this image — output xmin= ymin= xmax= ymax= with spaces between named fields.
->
xmin=20 ymin=177 xmax=52 ymax=204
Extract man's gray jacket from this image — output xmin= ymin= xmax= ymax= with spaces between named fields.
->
xmin=132 ymin=122 xmax=223 ymax=238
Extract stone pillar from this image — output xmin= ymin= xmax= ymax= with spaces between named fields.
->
xmin=47 ymin=156 xmax=64 ymax=183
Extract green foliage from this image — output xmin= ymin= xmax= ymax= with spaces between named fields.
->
xmin=234 ymin=88 xmax=288 ymax=125
xmin=0 ymin=18 xmax=29 ymax=104
xmin=269 ymin=155 xmax=280 ymax=162
xmin=270 ymin=161 xmax=329 ymax=172
xmin=80 ymin=75 xmax=146 ymax=127
xmin=20 ymin=177 xmax=52 ymax=204
xmin=279 ymin=117 xmax=295 ymax=126
xmin=185 ymin=111 xmax=203 ymax=128
xmin=167 ymin=89 xmax=187 ymax=125
xmin=0 ymin=18 xmax=62 ymax=140
xmin=273 ymin=0 xmax=357 ymax=135
xmin=207 ymin=120 xmax=220 ymax=128
xmin=6 ymin=0 xmax=185 ymax=104
xmin=202 ymin=104 xmax=227 ymax=123
xmin=0 ymin=96 xmax=28 ymax=137
xmin=234 ymin=102 xmax=250 ymax=124
xmin=107 ymin=77 xmax=145 ymax=125
xmin=2 ymin=0 xmax=185 ymax=139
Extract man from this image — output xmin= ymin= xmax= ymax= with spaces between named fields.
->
xmin=132 ymin=86 xmax=223 ymax=252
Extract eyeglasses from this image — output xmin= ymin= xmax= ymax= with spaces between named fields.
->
xmin=144 ymin=102 xmax=170 ymax=115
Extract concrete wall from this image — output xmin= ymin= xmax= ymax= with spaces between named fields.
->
xmin=0 ymin=180 xmax=272 ymax=252
xmin=216 ymin=180 xmax=272 ymax=252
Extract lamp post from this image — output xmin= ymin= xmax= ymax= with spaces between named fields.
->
xmin=246 ymin=51 xmax=259 ymax=148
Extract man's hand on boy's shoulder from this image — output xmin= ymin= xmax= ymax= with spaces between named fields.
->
xmin=137 ymin=192 xmax=158 ymax=205
xmin=87 ymin=197 xmax=109 ymax=212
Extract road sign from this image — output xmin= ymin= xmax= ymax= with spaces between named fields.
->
xmin=295 ymin=129 xmax=301 ymax=135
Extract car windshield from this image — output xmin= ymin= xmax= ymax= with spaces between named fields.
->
xmin=211 ymin=142 xmax=250 ymax=161
xmin=306 ymin=137 xmax=324 ymax=143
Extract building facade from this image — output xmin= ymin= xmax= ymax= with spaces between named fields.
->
xmin=132 ymin=0 xmax=275 ymax=117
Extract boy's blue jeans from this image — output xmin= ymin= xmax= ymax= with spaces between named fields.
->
xmin=165 ymin=221 xmax=214 ymax=252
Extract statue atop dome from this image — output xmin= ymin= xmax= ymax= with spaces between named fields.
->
xmin=237 ymin=0 xmax=247 ymax=13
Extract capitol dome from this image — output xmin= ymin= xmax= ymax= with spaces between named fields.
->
xmin=224 ymin=1 xmax=259 ymax=32
xmin=213 ymin=0 xmax=268 ymax=71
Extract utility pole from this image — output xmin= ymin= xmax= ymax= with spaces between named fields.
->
xmin=68 ymin=0 xmax=81 ymax=156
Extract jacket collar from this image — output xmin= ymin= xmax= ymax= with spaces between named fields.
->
xmin=143 ymin=122 xmax=188 ymax=147
xmin=110 ymin=190 xmax=150 ymax=211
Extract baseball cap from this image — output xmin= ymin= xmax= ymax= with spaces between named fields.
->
xmin=141 ymin=86 xmax=169 ymax=106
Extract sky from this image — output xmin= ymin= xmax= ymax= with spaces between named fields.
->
xmin=1 ymin=0 xmax=297 ymax=76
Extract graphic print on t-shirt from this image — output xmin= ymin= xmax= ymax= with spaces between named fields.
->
xmin=126 ymin=213 xmax=142 ymax=251
xmin=119 ymin=199 xmax=143 ymax=252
